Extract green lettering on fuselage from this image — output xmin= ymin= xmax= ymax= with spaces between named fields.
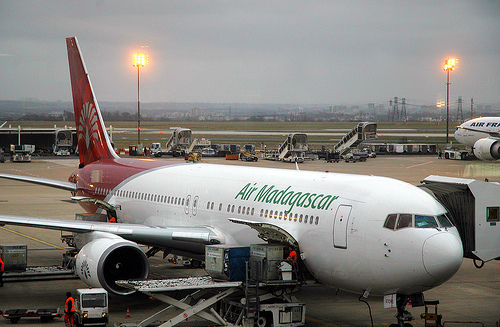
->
xmin=234 ymin=183 xmax=339 ymax=213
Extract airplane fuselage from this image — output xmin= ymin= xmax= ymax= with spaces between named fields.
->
xmin=71 ymin=158 xmax=463 ymax=296
xmin=454 ymin=118 xmax=500 ymax=146
xmin=454 ymin=117 xmax=500 ymax=161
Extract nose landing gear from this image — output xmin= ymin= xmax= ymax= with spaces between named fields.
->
xmin=389 ymin=293 xmax=425 ymax=327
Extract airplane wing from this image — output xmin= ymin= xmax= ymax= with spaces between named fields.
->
xmin=0 ymin=173 xmax=76 ymax=192
xmin=0 ymin=215 xmax=224 ymax=247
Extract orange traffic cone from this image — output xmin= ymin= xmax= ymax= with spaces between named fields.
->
xmin=125 ymin=307 xmax=131 ymax=318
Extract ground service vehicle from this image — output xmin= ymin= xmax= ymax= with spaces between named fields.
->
xmin=74 ymin=288 xmax=108 ymax=327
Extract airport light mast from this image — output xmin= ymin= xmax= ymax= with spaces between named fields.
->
xmin=133 ymin=53 xmax=148 ymax=147
xmin=444 ymin=58 xmax=457 ymax=145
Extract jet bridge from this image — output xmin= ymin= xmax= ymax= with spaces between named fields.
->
xmin=419 ymin=175 xmax=500 ymax=263
xmin=333 ymin=122 xmax=377 ymax=155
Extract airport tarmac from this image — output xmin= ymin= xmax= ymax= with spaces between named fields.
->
xmin=0 ymin=155 xmax=499 ymax=327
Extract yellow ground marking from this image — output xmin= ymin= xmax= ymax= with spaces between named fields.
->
xmin=0 ymin=226 xmax=67 ymax=250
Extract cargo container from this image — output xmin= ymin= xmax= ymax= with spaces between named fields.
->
xmin=0 ymin=244 xmax=27 ymax=271
xmin=205 ymin=245 xmax=250 ymax=281
xmin=249 ymin=244 xmax=285 ymax=282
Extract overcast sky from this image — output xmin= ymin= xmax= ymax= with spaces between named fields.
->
xmin=0 ymin=1 xmax=498 ymax=108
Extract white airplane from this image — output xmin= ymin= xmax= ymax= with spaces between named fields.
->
xmin=0 ymin=37 xmax=463 ymax=325
xmin=454 ymin=116 xmax=500 ymax=161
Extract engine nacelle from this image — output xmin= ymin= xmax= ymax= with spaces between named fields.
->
xmin=75 ymin=238 xmax=149 ymax=295
xmin=473 ymin=138 xmax=500 ymax=161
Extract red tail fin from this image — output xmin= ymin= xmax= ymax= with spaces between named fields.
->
xmin=66 ymin=37 xmax=118 ymax=166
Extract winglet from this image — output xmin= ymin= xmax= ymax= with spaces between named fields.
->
xmin=66 ymin=37 xmax=118 ymax=166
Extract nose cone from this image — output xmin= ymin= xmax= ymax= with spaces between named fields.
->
xmin=454 ymin=128 xmax=464 ymax=143
xmin=423 ymin=233 xmax=463 ymax=280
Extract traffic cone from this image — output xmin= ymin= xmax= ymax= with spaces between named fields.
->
xmin=125 ymin=307 xmax=131 ymax=318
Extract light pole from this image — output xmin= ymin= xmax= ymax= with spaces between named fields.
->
xmin=133 ymin=53 xmax=148 ymax=146
xmin=444 ymin=58 xmax=456 ymax=145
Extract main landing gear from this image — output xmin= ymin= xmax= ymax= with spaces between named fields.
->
xmin=389 ymin=293 xmax=425 ymax=327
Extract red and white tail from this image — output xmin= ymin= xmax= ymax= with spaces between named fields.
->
xmin=66 ymin=37 xmax=118 ymax=167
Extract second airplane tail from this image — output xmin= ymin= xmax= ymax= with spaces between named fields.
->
xmin=66 ymin=37 xmax=118 ymax=167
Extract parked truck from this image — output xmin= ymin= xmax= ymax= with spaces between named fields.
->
xmin=74 ymin=288 xmax=108 ymax=327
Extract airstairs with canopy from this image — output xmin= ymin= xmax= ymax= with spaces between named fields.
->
xmin=276 ymin=133 xmax=308 ymax=162
xmin=333 ymin=122 xmax=377 ymax=155
xmin=164 ymin=128 xmax=192 ymax=154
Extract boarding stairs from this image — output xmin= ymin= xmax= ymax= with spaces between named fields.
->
xmin=277 ymin=133 xmax=308 ymax=161
xmin=333 ymin=122 xmax=377 ymax=155
xmin=165 ymin=128 xmax=192 ymax=153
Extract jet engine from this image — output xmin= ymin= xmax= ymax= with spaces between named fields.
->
xmin=75 ymin=238 xmax=149 ymax=295
xmin=473 ymin=138 xmax=500 ymax=161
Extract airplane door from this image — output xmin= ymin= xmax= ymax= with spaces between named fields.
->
xmin=333 ymin=205 xmax=352 ymax=249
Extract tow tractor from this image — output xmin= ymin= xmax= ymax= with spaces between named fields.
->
xmin=444 ymin=148 xmax=470 ymax=160
xmin=10 ymin=144 xmax=35 ymax=162
xmin=240 ymin=151 xmax=259 ymax=162
xmin=344 ymin=151 xmax=368 ymax=163
xmin=74 ymin=288 xmax=109 ymax=327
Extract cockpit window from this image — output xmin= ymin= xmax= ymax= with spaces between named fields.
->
xmin=384 ymin=213 xmax=454 ymax=231
xmin=396 ymin=214 xmax=413 ymax=229
xmin=383 ymin=214 xmax=397 ymax=230
xmin=436 ymin=214 xmax=453 ymax=227
xmin=415 ymin=215 xmax=438 ymax=228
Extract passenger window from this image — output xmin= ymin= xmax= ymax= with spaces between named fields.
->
xmin=211 ymin=202 xmax=214 ymax=210
xmin=304 ymin=215 xmax=308 ymax=224
xmin=299 ymin=214 xmax=303 ymax=223
xmin=310 ymin=215 xmax=314 ymax=224
xmin=315 ymin=216 xmax=319 ymax=225
xmin=384 ymin=214 xmax=397 ymax=230
xmin=265 ymin=209 xmax=269 ymax=218
xmin=227 ymin=204 xmax=231 ymax=212
xmin=250 ymin=208 xmax=254 ymax=215
xmin=396 ymin=214 xmax=413 ymax=229
xmin=437 ymin=214 xmax=453 ymax=227
xmin=279 ymin=211 xmax=283 ymax=220
xmin=415 ymin=215 xmax=438 ymax=228
xmin=219 ymin=203 xmax=223 ymax=211
xmin=486 ymin=207 xmax=500 ymax=222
